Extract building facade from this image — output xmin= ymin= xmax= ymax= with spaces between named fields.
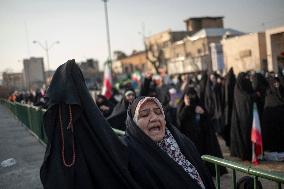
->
xmin=143 ymin=17 xmax=243 ymax=75
xmin=112 ymin=51 xmax=155 ymax=74
xmin=23 ymin=57 xmax=45 ymax=90
xmin=222 ymin=32 xmax=267 ymax=74
xmin=167 ymin=28 xmax=243 ymax=74
xmin=2 ymin=72 xmax=24 ymax=90
xmin=266 ymin=26 xmax=284 ymax=72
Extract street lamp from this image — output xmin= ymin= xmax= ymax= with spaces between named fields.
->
xmin=33 ymin=40 xmax=60 ymax=78
xmin=102 ymin=0 xmax=112 ymax=66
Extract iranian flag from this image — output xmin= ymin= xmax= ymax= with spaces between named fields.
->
xmin=251 ymin=103 xmax=263 ymax=165
xmin=101 ymin=61 xmax=112 ymax=99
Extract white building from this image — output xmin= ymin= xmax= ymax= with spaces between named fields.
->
xmin=23 ymin=57 xmax=45 ymax=90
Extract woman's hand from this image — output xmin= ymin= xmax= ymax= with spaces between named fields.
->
xmin=195 ymin=106 xmax=205 ymax=114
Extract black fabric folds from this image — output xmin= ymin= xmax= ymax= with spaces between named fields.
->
xmin=40 ymin=60 xmax=140 ymax=189
xmin=262 ymin=77 xmax=284 ymax=151
xmin=107 ymin=99 xmax=128 ymax=130
xmin=176 ymin=87 xmax=227 ymax=177
xmin=223 ymin=68 xmax=236 ymax=146
xmin=230 ymin=73 xmax=254 ymax=160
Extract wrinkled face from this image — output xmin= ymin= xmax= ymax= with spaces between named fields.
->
xmin=136 ymin=100 xmax=166 ymax=142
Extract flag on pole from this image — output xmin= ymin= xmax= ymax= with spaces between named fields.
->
xmin=101 ymin=61 xmax=112 ymax=99
xmin=251 ymin=103 xmax=263 ymax=165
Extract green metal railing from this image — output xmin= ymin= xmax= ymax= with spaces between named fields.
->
xmin=0 ymin=99 xmax=125 ymax=143
xmin=1 ymin=99 xmax=283 ymax=189
xmin=202 ymin=155 xmax=284 ymax=189
xmin=1 ymin=99 xmax=48 ymax=144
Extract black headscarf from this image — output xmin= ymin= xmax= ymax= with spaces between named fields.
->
xmin=124 ymin=96 xmax=215 ymax=189
xmin=95 ymin=94 xmax=114 ymax=117
xmin=107 ymin=88 xmax=136 ymax=130
xmin=40 ymin=60 xmax=140 ymax=189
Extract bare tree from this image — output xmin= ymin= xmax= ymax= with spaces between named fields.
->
xmin=145 ymin=44 xmax=165 ymax=74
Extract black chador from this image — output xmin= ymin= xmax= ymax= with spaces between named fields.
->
xmin=204 ymin=73 xmax=224 ymax=134
xmin=107 ymin=88 xmax=136 ymax=131
xmin=230 ymin=72 xmax=254 ymax=160
xmin=177 ymin=87 xmax=227 ymax=176
xmin=40 ymin=60 xmax=140 ymax=189
xmin=262 ymin=77 xmax=284 ymax=152
xmin=223 ymin=68 xmax=236 ymax=147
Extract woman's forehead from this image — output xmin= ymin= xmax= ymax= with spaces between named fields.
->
xmin=139 ymin=100 xmax=159 ymax=110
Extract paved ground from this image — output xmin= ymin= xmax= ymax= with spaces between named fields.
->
xmin=0 ymin=105 xmax=45 ymax=189
xmin=0 ymin=104 xmax=283 ymax=188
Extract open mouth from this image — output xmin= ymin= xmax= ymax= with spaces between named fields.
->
xmin=149 ymin=125 xmax=161 ymax=133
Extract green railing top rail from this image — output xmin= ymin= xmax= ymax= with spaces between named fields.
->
xmin=0 ymin=99 xmax=125 ymax=137
xmin=202 ymin=155 xmax=284 ymax=183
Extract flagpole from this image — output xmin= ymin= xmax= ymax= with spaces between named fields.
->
xmin=102 ymin=0 xmax=112 ymax=66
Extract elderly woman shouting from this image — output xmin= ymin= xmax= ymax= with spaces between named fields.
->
xmin=40 ymin=60 xmax=214 ymax=189
xmin=124 ymin=96 xmax=214 ymax=189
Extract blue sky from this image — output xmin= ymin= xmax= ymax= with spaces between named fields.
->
xmin=0 ymin=0 xmax=284 ymax=74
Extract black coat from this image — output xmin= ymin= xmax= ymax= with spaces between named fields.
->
xmin=176 ymin=89 xmax=227 ymax=176
xmin=125 ymin=105 xmax=215 ymax=189
xmin=230 ymin=73 xmax=254 ymax=160
xmin=262 ymin=78 xmax=284 ymax=152
xmin=40 ymin=60 xmax=140 ymax=189
xmin=223 ymin=68 xmax=236 ymax=146
xmin=204 ymin=79 xmax=224 ymax=134
xmin=107 ymin=99 xmax=129 ymax=130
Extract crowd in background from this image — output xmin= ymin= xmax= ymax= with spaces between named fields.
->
xmin=7 ymin=68 xmax=284 ymax=163
xmin=94 ymin=68 xmax=284 ymax=163
xmin=8 ymin=87 xmax=47 ymax=108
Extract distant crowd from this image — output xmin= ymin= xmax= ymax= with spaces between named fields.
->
xmin=8 ymin=68 xmax=284 ymax=162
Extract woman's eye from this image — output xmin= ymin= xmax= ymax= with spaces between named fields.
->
xmin=139 ymin=109 xmax=150 ymax=117
xmin=154 ymin=108 xmax=162 ymax=115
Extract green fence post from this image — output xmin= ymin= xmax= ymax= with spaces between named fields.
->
xmin=232 ymin=169 xmax=237 ymax=189
xmin=254 ymin=176 xmax=258 ymax=189
xmin=215 ymin=164 xmax=220 ymax=189
xmin=27 ymin=106 xmax=33 ymax=129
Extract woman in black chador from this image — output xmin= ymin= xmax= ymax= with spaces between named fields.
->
xmin=230 ymin=72 xmax=254 ymax=160
xmin=40 ymin=60 xmax=214 ymax=189
xmin=262 ymin=76 xmax=284 ymax=152
xmin=223 ymin=68 xmax=236 ymax=147
xmin=107 ymin=88 xmax=136 ymax=130
xmin=124 ymin=96 xmax=215 ymax=189
xmin=177 ymin=87 xmax=226 ymax=176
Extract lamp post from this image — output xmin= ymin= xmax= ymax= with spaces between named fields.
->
xmin=33 ymin=40 xmax=60 ymax=78
xmin=102 ymin=0 xmax=112 ymax=66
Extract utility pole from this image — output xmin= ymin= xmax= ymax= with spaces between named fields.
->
xmin=102 ymin=0 xmax=112 ymax=67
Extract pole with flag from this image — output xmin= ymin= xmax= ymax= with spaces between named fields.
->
xmin=101 ymin=0 xmax=112 ymax=99
xmin=102 ymin=60 xmax=112 ymax=99
xmin=251 ymin=103 xmax=263 ymax=164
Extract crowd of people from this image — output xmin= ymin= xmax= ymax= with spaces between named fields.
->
xmin=8 ymin=88 xmax=47 ymax=108
xmin=8 ymin=59 xmax=284 ymax=188
xmin=96 ymin=67 xmax=284 ymax=161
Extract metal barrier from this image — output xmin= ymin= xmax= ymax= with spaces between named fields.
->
xmin=0 ymin=99 xmax=125 ymax=142
xmin=2 ymin=99 xmax=283 ymax=189
xmin=202 ymin=155 xmax=284 ymax=189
